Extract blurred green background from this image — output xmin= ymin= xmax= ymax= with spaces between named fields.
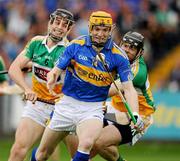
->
xmin=1 ymin=138 xmax=179 ymax=161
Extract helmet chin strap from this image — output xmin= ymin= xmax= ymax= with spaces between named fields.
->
xmin=90 ymin=35 xmax=111 ymax=48
xmin=91 ymin=41 xmax=105 ymax=48
xmin=48 ymin=33 xmax=63 ymax=42
xmin=131 ymin=49 xmax=143 ymax=64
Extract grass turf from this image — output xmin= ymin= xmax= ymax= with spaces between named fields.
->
xmin=0 ymin=138 xmax=179 ymax=161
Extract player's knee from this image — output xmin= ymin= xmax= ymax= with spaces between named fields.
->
xmin=105 ymin=146 xmax=119 ymax=161
xmin=93 ymin=136 xmax=106 ymax=151
xmin=92 ymin=141 xmax=102 ymax=152
xmin=79 ymin=138 xmax=95 ymax=151
xmin=10 ymin=143 xmax=28 ymax=158
xmin=110 ymin=150 xmax=119 ymax=161
xmin=35 ymin=148 xmax=50 ymax=161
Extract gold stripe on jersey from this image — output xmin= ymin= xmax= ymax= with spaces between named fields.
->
xmin=146 ymin=87 xmax=154 ymax=101
xmin=71 ymin=39 xmax=85 ymax=46
xmin=32 ymin=76 xmax=63 ymax=101
xmin=112 ymin=95 xmax=155 ymax=116
xmin=74 ymin=62 xmax=114 ymax=87
xmin=131 ymin=60 xmax=139 ymax=77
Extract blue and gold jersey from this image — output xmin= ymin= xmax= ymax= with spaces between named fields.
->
xmin=56 ymin=35 xmax=132 ymax=102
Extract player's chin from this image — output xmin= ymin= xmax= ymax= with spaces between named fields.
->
xmin=127 ymin=54 xmax=135 ymax=61
xmin=94 ymin=38 xmax=107 ymax=44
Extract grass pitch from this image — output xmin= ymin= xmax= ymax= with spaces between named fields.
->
xmin=0 ymin=138 xmax=179 ymax=161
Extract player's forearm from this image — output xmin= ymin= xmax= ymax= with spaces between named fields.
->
xmin=123 ymin=82 xmax=139 ymax=113
xmin=108 ymin=80 xmax=122 ymax=97
xmin=9 ymin=63 xmax=30 ymax=91
xmin=49 ymin=66 xmax=63 ymax=82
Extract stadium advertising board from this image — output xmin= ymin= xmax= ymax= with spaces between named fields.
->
xmin=144 ymin=91 xmax=180 ymax=140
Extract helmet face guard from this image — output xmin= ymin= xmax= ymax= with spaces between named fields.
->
xmin=121 ymin=31 xmax=144 ymax=61
xmin=89 ymin=11 xmax=113 ymax=47
xmin=48 ymin=9 xmax=75 ymax=42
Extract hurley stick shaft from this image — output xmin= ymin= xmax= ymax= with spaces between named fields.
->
xmin=0 ymin=70 xmax=8 ymax=75
xmin=95 ymin=48 xmax=136 ymax=124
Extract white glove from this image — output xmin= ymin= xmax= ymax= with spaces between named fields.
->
xmin=132 ymin=112 xmax=145 ymax=132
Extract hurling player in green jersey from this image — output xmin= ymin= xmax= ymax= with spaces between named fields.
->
xmin=8 ymin=9 xmax=74 ymax=161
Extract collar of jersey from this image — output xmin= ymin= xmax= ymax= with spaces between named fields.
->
xmin=85 ymin=36 xmax=113 ymax=50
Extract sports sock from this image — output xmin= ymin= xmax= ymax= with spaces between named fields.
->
xmin=30 ymin=147 xmax=37 ymax=161
xmin=72 ymin=150 xmax=90 ymax=161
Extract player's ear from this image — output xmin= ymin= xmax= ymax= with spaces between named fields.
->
xmin=112 ymin=24 xmax=116 ymax=31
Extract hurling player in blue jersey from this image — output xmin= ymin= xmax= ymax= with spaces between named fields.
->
xmin=33 ymin=11 xmax=143 ymax=161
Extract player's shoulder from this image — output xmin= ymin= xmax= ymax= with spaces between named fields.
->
xmin=137 ymin=56 xmax=147 ymax=73
xmin=30 ymin=35 xmax=45 ymax=43
xmin=69 ymin=35 xmax=87 ymax=46
xmin=111 ymin=42 xmax=128 ymax=59
xmin=133 ymin=56 xmax=147 ymax=81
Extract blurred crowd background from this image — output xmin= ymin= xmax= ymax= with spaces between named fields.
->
xmin=0 ymin=0 xmax=180 ymax=91
xmin=0 ymin=0 xmax=180 ymax=140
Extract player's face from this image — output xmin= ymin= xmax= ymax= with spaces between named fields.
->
xmin=121 ymin=42 xmax=138 ymax=62
xmin=49 ymin=16 xmax=71 ymax=39
xmin=91 ymin=25 xmax=111 ymax=44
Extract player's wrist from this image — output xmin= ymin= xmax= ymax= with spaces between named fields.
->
xmin=132 ymin=112 xmax=139 ymax=117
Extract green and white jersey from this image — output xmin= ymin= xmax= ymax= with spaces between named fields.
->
xmin=0 ymin=56 xmax=7 ymax=82
xmin=112 ymin=56 xmax=155 ymax=116
xmin=131 ymin=56 xmax=155 ymax=112
xmin=25 ymin=36 xmax=68 ymax=101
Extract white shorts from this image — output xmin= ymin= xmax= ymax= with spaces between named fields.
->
xmin=48 ymin=95 xmax=104 ymax=132
xmin=22 ymin=101 xmax=54 ymax=127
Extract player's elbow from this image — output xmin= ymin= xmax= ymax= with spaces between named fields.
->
xmin=8 ymin=62 xmax=16 ymax=79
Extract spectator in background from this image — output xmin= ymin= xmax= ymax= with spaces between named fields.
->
xmin=72 ymin=10 xmax=89 ymax=37
xmin=7 ymin=1 xmax=30 ymax=39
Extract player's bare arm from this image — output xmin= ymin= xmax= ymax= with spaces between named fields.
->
xmin=122 ymin=81 xmax=138 ymax=113
xmin=121 ymin=81 xmax=145 ymax=131
xmin=47 ymin=66 xmax=63 ymax=94
xmin=9 ymin=50 xmax=37 ymax=103
xmin=108 ymin=80 xmax=122 ymax=97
